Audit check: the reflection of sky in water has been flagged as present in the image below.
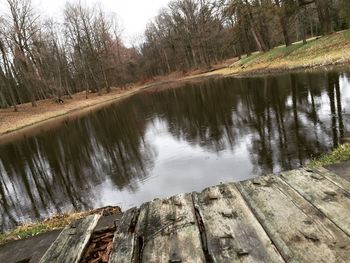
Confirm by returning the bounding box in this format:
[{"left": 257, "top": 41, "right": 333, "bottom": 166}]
[
  {"left": 92, "top": 72, "right": 350, "bottom": 210},
  {"left": 1, "top": 71, "right": 350, "bottom": 230},
  {"left": 93, "top": 117, "right": 252, "bottom": 209}
]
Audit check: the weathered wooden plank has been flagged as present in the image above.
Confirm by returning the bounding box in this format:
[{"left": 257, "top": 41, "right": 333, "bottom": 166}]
[
  {"left": 135, "top": 193, "right": 206, "bottom": 263},
  {"left": 281, "top": 168, "right": 350, "bottom": 236},
  {"left": 193, "top": 184, "right": 284, "bottom": 263},
  {"left": 109, "top": 207, "right": 139, "bottom": 263},
  {"left": 236, "top": 175, "right": 350, "bottom": 262},
  {"left": 312, "top": 167, "right": 350, "bottom": 193},
  {"left": 39, "top": 214, "right": 101, "bottom": 263}
]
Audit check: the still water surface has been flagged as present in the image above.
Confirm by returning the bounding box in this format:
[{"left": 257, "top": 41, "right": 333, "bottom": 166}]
[{"left": 1, "top": 71, "right": 350, "bottom": 231}]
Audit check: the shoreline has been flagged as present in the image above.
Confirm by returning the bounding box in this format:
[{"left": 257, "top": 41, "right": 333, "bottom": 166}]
[
  {"left": 1, "top": 30, "right": 350, "bottom": 143},
  {"left": 0, "top": 86, "right": 144, "bottom": 145},
  {"left": 0, "top": 72, "right": 222, "bottom": 145},
  {"left": 1, "top": 62, "right": 349, "bottom": 145}
]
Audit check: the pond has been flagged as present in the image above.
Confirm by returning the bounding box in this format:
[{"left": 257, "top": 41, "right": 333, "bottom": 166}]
[{"left": 0, "top": 70, "right": 349, "bottom": 231}]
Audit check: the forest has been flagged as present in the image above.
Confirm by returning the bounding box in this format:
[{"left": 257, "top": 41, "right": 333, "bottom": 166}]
[{"left": 0, "top": 0, "right": 350, "bottom": 109}]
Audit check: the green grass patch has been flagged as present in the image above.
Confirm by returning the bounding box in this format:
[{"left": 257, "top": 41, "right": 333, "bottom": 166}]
[
  {"left": 0, "top": 206, "right": 121, "bottom": 245},
  {"left": 234, "top": 37, "right": 318, "bottom": 67},
  {"left": 225, "top": 30, "right": 350, "bottom": 75},
  {"left": 233, "top": 52, "right": 262, "bottom": 66},
  {"left": 0, "top": 213, "right": 84, "bottom": 245},
  {"left": 262, "top": 42, "right": 304, "bottom": 58},
  {"left": 309, "top": 143, "right": 350, "bottom": 167}
]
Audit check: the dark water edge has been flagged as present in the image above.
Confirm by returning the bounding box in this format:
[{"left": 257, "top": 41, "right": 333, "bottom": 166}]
[{"left": 0, "top": 70, "right": 349, "bottom": 231}]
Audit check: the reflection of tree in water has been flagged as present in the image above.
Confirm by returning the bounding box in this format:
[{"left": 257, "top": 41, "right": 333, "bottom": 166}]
[
  {"left": 327, "top": 72, "right": 345, "bottom": 145},
  {"left": 0, "top": 101, "right": 154, "bottom": 231},
  {"left": 0, "top": 71, "right": 348, "bottom": 231},
  {"left": 88, "top": 104, "right": 155, "bottom": 191},
  {"left": 245, "top": 74, "right": 329, "bottom": 174},
  {"left": 147, "top": 81, "right": 244, "bottom": 152},
  {"left": 146, "top": 72, "right": 347, "bottom": 175}
]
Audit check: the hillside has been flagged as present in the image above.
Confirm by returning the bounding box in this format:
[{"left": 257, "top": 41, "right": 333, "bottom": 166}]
[{"left": 207, "top": 30, "right": 350, "bottom": 77}]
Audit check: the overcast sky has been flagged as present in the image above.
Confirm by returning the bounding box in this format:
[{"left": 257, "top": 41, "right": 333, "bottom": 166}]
[{"left": 30, "top": 0, "right": 170, "bottom": 46}]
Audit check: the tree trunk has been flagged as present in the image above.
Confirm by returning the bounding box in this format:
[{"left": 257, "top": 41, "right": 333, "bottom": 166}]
[
  {"left": 297, "top": 0, "right": 307, "bottom": 44},
  {"left": 243, "top": 0, "right": 269, "bottom": 52},
  {"left": 281, "top": 17, "right": 291, "bottom": 46},
  {"left": 274, "top": 0, "right": 291, "bottom": 47},
  {"left": 347, "top": 0, "right": 350, "bottom": 28},
  {"left": 250, "top": 25, "right": 269, "bottom": 52},
  {"left": 163, "top": 49, "right": 171, "bottom": 73},
  {"left": 315, "top": 0, "right": 332, "bottom": 35}
]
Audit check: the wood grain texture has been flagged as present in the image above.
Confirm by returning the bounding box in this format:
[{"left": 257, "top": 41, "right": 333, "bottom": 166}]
[
  {"left": 193, "top": 184, "right": 284, "bottom": 263},
  {"left": 313, "top": 167, "right": 350, "bottom": 193},
  {"left": 281, "top": 168, "right": 350, "bottom": 236},
  {"left": 135, "top": 193, "right": 206, "bottom": 263},
  {"left": 39, "top": 214, "right": 100, "bottom": 263},
  {"left": 237, "top": 175, "right": 350, "bottom": 263},
  {"left": 109, "top": 207, "right": 139, "bottom": 263},
  {"left": 38, "top": 168, "right": 350, "bottom": 262}
]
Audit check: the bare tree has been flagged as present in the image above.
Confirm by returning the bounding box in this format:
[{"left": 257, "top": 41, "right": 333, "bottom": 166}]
[{"left": 0, "top": 0, "right": 350, "bottom": 109}]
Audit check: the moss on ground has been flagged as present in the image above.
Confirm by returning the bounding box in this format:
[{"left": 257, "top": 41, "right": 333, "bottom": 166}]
[{"left": 309, "top": 143, "right": 350, "bottom": 167}]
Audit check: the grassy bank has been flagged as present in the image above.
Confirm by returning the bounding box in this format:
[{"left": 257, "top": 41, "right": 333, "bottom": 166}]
[
  {"left": 205, "top": 30, "right": 350, "bottom": 77},
  {"left": 309, "top": 143, "right": 350, "bottom": 167},
  {"left": 0, "top": 213, "right": 85, "bottom": 245},
  {"left": 0, "top": 206, "right": 121, "bottom": 246}
]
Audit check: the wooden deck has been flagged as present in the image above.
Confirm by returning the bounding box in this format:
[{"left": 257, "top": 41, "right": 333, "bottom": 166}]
[{"left": 38, "top": 167, "right": 350, "bottom": 262}]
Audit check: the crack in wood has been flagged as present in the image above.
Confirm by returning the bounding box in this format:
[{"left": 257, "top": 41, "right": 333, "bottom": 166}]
[
  {"left": 37, "top": 168, "right": 350, "bottom": 262},
  {"left": 192, "top": 194, "right": 214, "bottom": 263}
]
